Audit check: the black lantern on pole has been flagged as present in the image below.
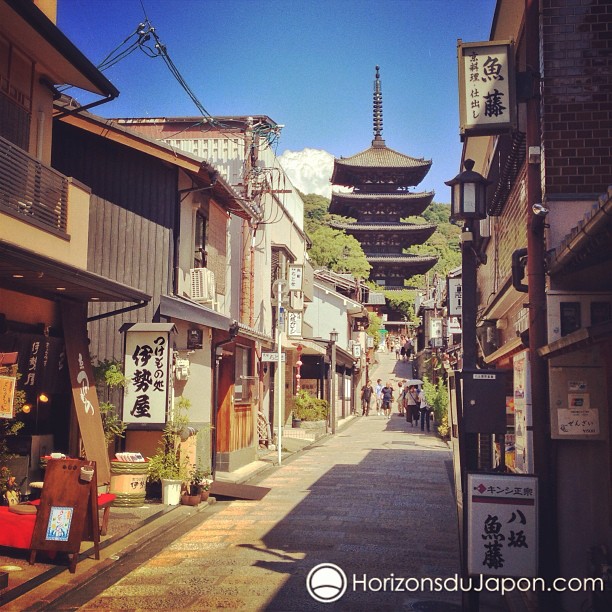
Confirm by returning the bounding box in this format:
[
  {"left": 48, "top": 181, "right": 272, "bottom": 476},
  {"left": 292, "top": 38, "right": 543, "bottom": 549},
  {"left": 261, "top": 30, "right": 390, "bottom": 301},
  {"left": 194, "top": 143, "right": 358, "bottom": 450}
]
[{"left": 444, "top": 159, "right": 490, "bottom": 221}]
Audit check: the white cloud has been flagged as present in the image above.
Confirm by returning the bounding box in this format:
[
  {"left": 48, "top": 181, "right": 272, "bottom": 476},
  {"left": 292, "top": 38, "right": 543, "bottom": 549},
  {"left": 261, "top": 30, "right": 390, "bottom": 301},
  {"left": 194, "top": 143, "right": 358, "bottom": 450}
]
[{"left": 278, "top": 148, "right": 335, "bottom": 198}]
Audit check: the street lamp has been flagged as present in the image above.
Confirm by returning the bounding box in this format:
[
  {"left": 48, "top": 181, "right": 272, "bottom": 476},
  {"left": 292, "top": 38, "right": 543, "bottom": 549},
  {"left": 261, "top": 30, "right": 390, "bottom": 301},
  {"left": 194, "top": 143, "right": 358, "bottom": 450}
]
[
  {"left": 445, "top": 159, "right": 490, "bottom": 369},
  {"left": 329, "top": 329, "right": 338, "bottom": 434},
  {"left": 445, "top": 158, "right": 489, "bottom": 222},
  {"left": 445, "top": 159, "right": 490, "bottom": 612}
]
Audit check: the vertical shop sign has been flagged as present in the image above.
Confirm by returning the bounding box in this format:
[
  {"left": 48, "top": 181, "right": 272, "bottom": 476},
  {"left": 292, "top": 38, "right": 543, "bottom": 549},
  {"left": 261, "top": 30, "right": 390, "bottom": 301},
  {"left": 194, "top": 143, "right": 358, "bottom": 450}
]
[
  {"left": 123, "top": 324, "right": 175, "bottom": 426},
  {"left": 287, "top": 311, "right": 303, "bottom": 338},
  {"left": 513, "top": 350, "right": 533, "bottom": 473},
  {"left": 0, "top": 376, "right": 16, "bottom": 418},
  {"left": 458, "top": 40, "right": 516, "bottom": 137},
  {"left": 468, "top": 473, "right": 538, "bottom": 577},
  {"left": 61, "top": 301, "right": 110, "bottom": 485}
]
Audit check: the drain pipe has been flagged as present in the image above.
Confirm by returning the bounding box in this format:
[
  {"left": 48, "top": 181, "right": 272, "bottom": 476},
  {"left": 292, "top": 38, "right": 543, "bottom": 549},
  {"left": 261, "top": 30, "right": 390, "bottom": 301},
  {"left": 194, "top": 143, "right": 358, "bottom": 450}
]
[{"left": 211, "top": 321, "right": 239, "bottom": 476}]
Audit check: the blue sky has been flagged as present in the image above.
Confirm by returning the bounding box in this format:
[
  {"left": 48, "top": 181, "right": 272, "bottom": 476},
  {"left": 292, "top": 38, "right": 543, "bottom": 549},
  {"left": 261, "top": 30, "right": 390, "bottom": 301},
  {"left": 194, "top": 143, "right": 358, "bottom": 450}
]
[{"left": 57, "top": 0, "right": 496, "bottom": 201}]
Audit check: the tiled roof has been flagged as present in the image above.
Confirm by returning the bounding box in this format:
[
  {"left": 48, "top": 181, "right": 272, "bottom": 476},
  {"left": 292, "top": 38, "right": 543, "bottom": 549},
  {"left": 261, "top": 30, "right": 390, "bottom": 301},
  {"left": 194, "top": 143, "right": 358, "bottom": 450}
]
[
  {"left": 330, "top": 191, "right": 434, "bottom": 201},
  {"left": 336, "top": 144, "right": 431, "bottom": 170},
  {"left": 330, "top": 222, "right": 437, "bottom": 233},
  {"left": 367, "top": 255, "right": 438, "bottom": 264},
  {"left": 366, "top": 292, "right": 387, "bottom": 305}
]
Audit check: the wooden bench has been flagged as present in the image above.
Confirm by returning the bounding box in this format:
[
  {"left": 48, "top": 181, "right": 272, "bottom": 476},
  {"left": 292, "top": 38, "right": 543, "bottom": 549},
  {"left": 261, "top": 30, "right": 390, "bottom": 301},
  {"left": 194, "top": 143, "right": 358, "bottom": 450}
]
[{"left": 0, "top": 493, "right": 116, "bottom": 550}]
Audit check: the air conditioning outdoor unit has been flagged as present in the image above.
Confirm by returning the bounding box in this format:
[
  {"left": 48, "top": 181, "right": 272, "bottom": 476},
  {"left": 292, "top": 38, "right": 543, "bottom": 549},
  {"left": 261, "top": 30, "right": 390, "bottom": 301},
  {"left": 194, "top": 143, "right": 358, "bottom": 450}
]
[{"left": 190, "top": 268, "right": 216, "bottom": 305}]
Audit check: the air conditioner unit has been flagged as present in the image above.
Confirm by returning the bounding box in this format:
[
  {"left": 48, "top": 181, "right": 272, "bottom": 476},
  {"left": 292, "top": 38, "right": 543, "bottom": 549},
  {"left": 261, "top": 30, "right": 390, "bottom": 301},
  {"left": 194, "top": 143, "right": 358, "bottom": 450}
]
[{"left": 190, "top": 268, "right": 216, "bottom": 304}]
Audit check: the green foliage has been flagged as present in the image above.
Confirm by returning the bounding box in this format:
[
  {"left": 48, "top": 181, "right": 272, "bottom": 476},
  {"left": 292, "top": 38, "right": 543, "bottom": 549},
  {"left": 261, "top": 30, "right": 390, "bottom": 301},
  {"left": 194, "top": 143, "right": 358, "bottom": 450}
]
[
  {"left": 302, "top": 192, "right": 331, "bottom": 234},
  {"left": 147, "top": 397, "right": 191, "bottom": 483},
  {"left": 422, "top": 377, "right": 450, "bottom": 439},
  {"left": 188, "top": 463, "right": 212, "bottom": 494},
  {"left": 404, "top": 203, "right": 462, "bottom": 285},
  {"left": 383, "top": 289, "right": 418, "bottom": 323},
  {"left": 292, "top": 390, "right": 328, "bottom": 421},
  {"left": 93, "top": 359, "right": 127, "bottom": 447},
  {"left": 366, "top": 312, "right": 382, "bottom": 349},
  {"left": 308, "top": 226, "right": 371, "bottom": 278}
]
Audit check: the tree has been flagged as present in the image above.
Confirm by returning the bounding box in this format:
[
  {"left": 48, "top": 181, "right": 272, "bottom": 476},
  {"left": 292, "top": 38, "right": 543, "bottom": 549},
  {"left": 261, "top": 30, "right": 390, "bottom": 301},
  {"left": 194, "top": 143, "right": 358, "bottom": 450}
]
[{"left": 308, "top": 226, "right": 371, "bottom": 278}]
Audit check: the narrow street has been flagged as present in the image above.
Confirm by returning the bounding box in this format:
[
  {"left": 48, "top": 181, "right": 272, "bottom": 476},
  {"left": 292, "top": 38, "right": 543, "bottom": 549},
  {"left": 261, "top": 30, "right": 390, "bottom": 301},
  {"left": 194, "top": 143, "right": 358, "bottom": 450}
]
[{"left": 55, "top": 351, "right": 467, "bottom": 611}]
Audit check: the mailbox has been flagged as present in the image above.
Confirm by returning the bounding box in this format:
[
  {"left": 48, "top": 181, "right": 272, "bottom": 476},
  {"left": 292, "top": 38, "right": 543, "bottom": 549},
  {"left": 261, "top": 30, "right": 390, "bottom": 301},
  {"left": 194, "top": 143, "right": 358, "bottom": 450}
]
[{"left": 461, "top": 369, "right": 507, "bottom": 434}]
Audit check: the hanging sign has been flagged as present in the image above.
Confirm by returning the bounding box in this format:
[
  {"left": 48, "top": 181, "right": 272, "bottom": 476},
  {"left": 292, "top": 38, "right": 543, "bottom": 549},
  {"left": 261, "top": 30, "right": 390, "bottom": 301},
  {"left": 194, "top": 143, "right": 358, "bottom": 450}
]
[
  {"left": 122, "top": 324, "right": 175, "bottom": 426},
  {"left": 458, "top": 40, "right": 516, "bottom": 137},
  {"left": 0, "top": 376, "right": 16, "bottom": 419},
  {"left": 288, "top": 264, "right": 304, "bottom": 291},
  {"left": 287, "top": 311, "right": 303, "bottom": 338},
  {"left": 513, "top": 350, "right": 533, "bottom": 474},
  {"left": 448, "top": 278, "right": 462, "bottom": 317},
  {"left": 468, "top": 473, "right": 538, "bottom": 577}
]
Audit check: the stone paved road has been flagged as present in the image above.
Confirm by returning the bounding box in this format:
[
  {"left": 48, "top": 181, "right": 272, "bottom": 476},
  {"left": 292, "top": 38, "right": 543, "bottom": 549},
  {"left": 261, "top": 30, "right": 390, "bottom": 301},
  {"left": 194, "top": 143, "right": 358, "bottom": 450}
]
[{"left": 77, "top": 351, "right": 465, "bottom": 611}]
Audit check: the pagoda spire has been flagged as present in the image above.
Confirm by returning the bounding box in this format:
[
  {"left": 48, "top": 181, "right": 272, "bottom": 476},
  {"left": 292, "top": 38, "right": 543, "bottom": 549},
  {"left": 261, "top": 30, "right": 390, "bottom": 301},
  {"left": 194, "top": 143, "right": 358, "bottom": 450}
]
[{"left": 372, "top": 65, "right": 384, "bottom": 146}]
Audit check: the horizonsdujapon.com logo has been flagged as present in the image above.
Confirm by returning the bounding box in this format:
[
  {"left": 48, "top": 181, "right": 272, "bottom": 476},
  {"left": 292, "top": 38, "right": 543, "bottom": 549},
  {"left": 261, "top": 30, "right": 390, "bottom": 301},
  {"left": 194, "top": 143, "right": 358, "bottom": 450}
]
[{"left": 306, "top": 563, "right": 348, "bottom": 603}]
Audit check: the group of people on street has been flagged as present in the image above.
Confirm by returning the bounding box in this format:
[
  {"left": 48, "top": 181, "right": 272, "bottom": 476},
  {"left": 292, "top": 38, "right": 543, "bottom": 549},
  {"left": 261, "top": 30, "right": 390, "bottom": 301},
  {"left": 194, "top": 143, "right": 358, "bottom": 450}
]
[{"left": 360, "top": 378, "right": 431, "bottom": 431}]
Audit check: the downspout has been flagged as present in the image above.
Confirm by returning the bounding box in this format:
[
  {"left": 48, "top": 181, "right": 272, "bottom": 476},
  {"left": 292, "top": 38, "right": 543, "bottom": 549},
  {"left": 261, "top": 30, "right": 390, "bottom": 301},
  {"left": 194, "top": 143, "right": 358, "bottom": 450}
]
[{"left": 525, "top": 0, "right": 558, "bottom": 606}]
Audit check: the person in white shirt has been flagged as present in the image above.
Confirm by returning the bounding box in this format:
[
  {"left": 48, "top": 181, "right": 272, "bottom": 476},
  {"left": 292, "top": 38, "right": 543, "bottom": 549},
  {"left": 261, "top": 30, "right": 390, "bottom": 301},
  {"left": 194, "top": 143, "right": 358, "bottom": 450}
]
[{"left": 374, "top": 379, "right": 383, "bottom": 416}]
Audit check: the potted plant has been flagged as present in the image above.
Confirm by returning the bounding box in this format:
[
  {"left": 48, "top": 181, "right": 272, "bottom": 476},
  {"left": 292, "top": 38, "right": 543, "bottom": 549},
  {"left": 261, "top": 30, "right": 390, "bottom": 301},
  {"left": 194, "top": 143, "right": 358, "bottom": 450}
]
[
  {"left": 292, "top": 390, "right": 328, "bottom": 429},
  {"left": 182, "top": 463, "right": 212, "bottom": 505},
  {"left": 147, "top": 397, "right": 191, "bottom": 505}
]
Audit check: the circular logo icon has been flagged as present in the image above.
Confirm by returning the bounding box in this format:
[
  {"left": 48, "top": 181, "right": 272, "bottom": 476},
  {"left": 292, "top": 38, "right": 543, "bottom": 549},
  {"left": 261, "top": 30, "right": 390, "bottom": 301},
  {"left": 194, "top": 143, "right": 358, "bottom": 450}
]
[{"left": 306, "top": 563, "right": 348, "bottom": 603}]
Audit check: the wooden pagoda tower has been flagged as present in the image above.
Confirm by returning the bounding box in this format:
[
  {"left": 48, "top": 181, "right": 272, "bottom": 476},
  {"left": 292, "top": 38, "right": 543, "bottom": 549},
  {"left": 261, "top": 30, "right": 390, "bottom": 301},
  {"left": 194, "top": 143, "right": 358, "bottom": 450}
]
[{"left": 329, "top": 66, "right": 437, "bottom": 289}]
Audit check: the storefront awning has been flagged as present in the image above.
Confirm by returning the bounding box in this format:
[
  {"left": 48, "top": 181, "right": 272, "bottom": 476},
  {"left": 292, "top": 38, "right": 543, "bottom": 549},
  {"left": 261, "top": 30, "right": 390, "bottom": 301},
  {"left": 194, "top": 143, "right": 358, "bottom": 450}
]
[
  {"left": 0, "top": 241, "right": 150, "bottom": 303},
  {"left": 159, "top": 294, "right": 231, "bottom": 331}
]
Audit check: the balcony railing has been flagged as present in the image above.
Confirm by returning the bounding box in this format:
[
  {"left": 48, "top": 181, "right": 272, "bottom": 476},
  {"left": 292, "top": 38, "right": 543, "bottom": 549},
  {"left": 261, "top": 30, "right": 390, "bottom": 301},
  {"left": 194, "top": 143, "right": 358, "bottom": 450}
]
[{"left": 0, "top": 134, "right": 69, "bottom": 236}]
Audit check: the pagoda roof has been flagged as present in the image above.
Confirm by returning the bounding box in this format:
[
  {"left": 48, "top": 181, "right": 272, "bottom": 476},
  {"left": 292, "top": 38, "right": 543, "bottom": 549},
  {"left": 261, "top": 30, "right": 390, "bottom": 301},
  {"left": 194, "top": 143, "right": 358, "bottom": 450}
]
[
  {"left": 329, "top": 190, "right": 434, "bottom": 217},
  {"left": 367, "top": 255, "right": 437, "bottom": 277},
  {"left": 367, "top": 254, "right": 438, "bottom": 265},
  {"left": 330, "top": 221, "right": 437, "bottom": 244},
  {"left": 331, "top": 141, "right": 432, "bottom": 187}
]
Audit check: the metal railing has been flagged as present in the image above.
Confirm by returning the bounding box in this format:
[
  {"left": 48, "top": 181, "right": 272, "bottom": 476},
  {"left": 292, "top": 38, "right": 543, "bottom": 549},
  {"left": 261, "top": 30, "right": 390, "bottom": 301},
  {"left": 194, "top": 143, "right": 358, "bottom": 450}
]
[{"left": 0, "top": 134, "right": 69, "bottom": 236}]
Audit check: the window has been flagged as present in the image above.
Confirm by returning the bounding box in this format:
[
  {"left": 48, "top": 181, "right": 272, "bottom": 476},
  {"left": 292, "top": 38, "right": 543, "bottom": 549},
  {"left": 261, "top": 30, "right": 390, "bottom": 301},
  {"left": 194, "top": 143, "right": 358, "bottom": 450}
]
[
  {"left": 234, "top": 345, "right": 257, "bottom": 402},
  {"left": 194, "top": 210, "right": 207, "bottom": 268}
]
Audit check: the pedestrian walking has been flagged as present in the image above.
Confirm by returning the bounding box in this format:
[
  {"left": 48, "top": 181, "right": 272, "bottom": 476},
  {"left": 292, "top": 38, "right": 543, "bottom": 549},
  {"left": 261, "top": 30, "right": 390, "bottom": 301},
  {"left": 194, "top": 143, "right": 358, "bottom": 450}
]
[
  {"left": 360, "top": 380, "right": 374, "bottom": 416},
  {"left": 381, "top": 381, "right": 394, "bottom": 419},
  {"left": 397, "top": 380, "right": 405, "bottom": 416},
  {"left": 405, "top": 384, "right": 420, "bottom": 426},
  {"left": 418, "top": 387, "right": 430, "bottom": 432},
  {"left": 375, "top": 379, "right": 383, "bottom": 416}
]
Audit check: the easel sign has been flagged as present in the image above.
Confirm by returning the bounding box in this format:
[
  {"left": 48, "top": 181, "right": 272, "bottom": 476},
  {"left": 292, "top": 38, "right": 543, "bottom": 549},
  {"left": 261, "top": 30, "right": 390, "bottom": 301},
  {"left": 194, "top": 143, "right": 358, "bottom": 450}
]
[{"left": 29, "top": 458, "right": 100, "bottom": 573}]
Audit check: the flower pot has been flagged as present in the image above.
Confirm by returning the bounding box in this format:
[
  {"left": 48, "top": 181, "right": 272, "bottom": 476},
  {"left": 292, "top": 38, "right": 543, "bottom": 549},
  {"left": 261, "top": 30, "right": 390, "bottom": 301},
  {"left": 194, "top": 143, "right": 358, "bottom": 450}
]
[
  {"left": 292, "top": 418, "right": 301, "bottom": 428},
  {"left": 161, "top": 478, "right": 183, "bottom": 506},
  {"left": 181, "top": 493, "right": 200, "bottom": 506},
  {"left": 200, "top": 489, "right": 210, "bottom": 502}
]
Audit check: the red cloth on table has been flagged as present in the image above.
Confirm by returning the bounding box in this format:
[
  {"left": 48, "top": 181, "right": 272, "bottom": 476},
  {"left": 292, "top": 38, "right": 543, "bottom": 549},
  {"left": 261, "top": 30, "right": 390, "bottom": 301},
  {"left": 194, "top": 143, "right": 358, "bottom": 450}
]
[{"left": 0, "top": 505, "right": 37, "bottom": 549}]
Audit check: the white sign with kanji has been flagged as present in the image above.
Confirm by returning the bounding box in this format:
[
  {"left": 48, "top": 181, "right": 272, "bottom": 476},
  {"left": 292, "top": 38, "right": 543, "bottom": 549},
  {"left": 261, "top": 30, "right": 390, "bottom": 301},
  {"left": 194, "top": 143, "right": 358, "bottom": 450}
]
[
  {"left": 288, "top": 264, "right": 303, "bottom": 291},
  {"left": 286, "top": 311, "right": 302, "bottom": 338},
  {"left": 123, "top": 330, "right": 170, "bottom": 425},
  {"left": 467, "top": 474, "right": 538, "bottom": 577},
  {"left": 458, "top": 40, "right": 516, "bottom": 136}
]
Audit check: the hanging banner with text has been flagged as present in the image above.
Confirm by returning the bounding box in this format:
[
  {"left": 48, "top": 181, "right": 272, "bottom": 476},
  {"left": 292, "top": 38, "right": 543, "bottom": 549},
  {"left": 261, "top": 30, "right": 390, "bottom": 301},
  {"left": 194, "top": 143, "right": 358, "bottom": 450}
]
[
  {"left": 467, "top": 473, "right": 538, "bottom": 577},
  {"left": 458, "top": 40, "right": 516, "bottom": 137}
]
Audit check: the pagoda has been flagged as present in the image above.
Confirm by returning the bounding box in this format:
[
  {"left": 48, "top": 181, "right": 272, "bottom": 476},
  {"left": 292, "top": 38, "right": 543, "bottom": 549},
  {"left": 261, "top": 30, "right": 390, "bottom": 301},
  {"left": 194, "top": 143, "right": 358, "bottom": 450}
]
[{"left": 329, "top": 66, "right": 437, "bottom": 289}]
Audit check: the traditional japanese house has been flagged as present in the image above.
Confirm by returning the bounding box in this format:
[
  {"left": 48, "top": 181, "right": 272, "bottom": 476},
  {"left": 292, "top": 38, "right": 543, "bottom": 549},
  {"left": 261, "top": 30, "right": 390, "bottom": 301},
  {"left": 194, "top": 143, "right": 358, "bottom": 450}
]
[
  {"left": 0, "top": 0, "right": 148, "bottom": 488},
  {"left": 112, "top": 115, "right": 314, "bottom": 468},
  {"left": 456, "top": 1, "right": 612, "bottom": 609},
  {"left": 329, "top": 66, "right": 438, "bottom": 290},
  {"left": 51, "top": 105, "right": 265, "bottom": 475}
]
